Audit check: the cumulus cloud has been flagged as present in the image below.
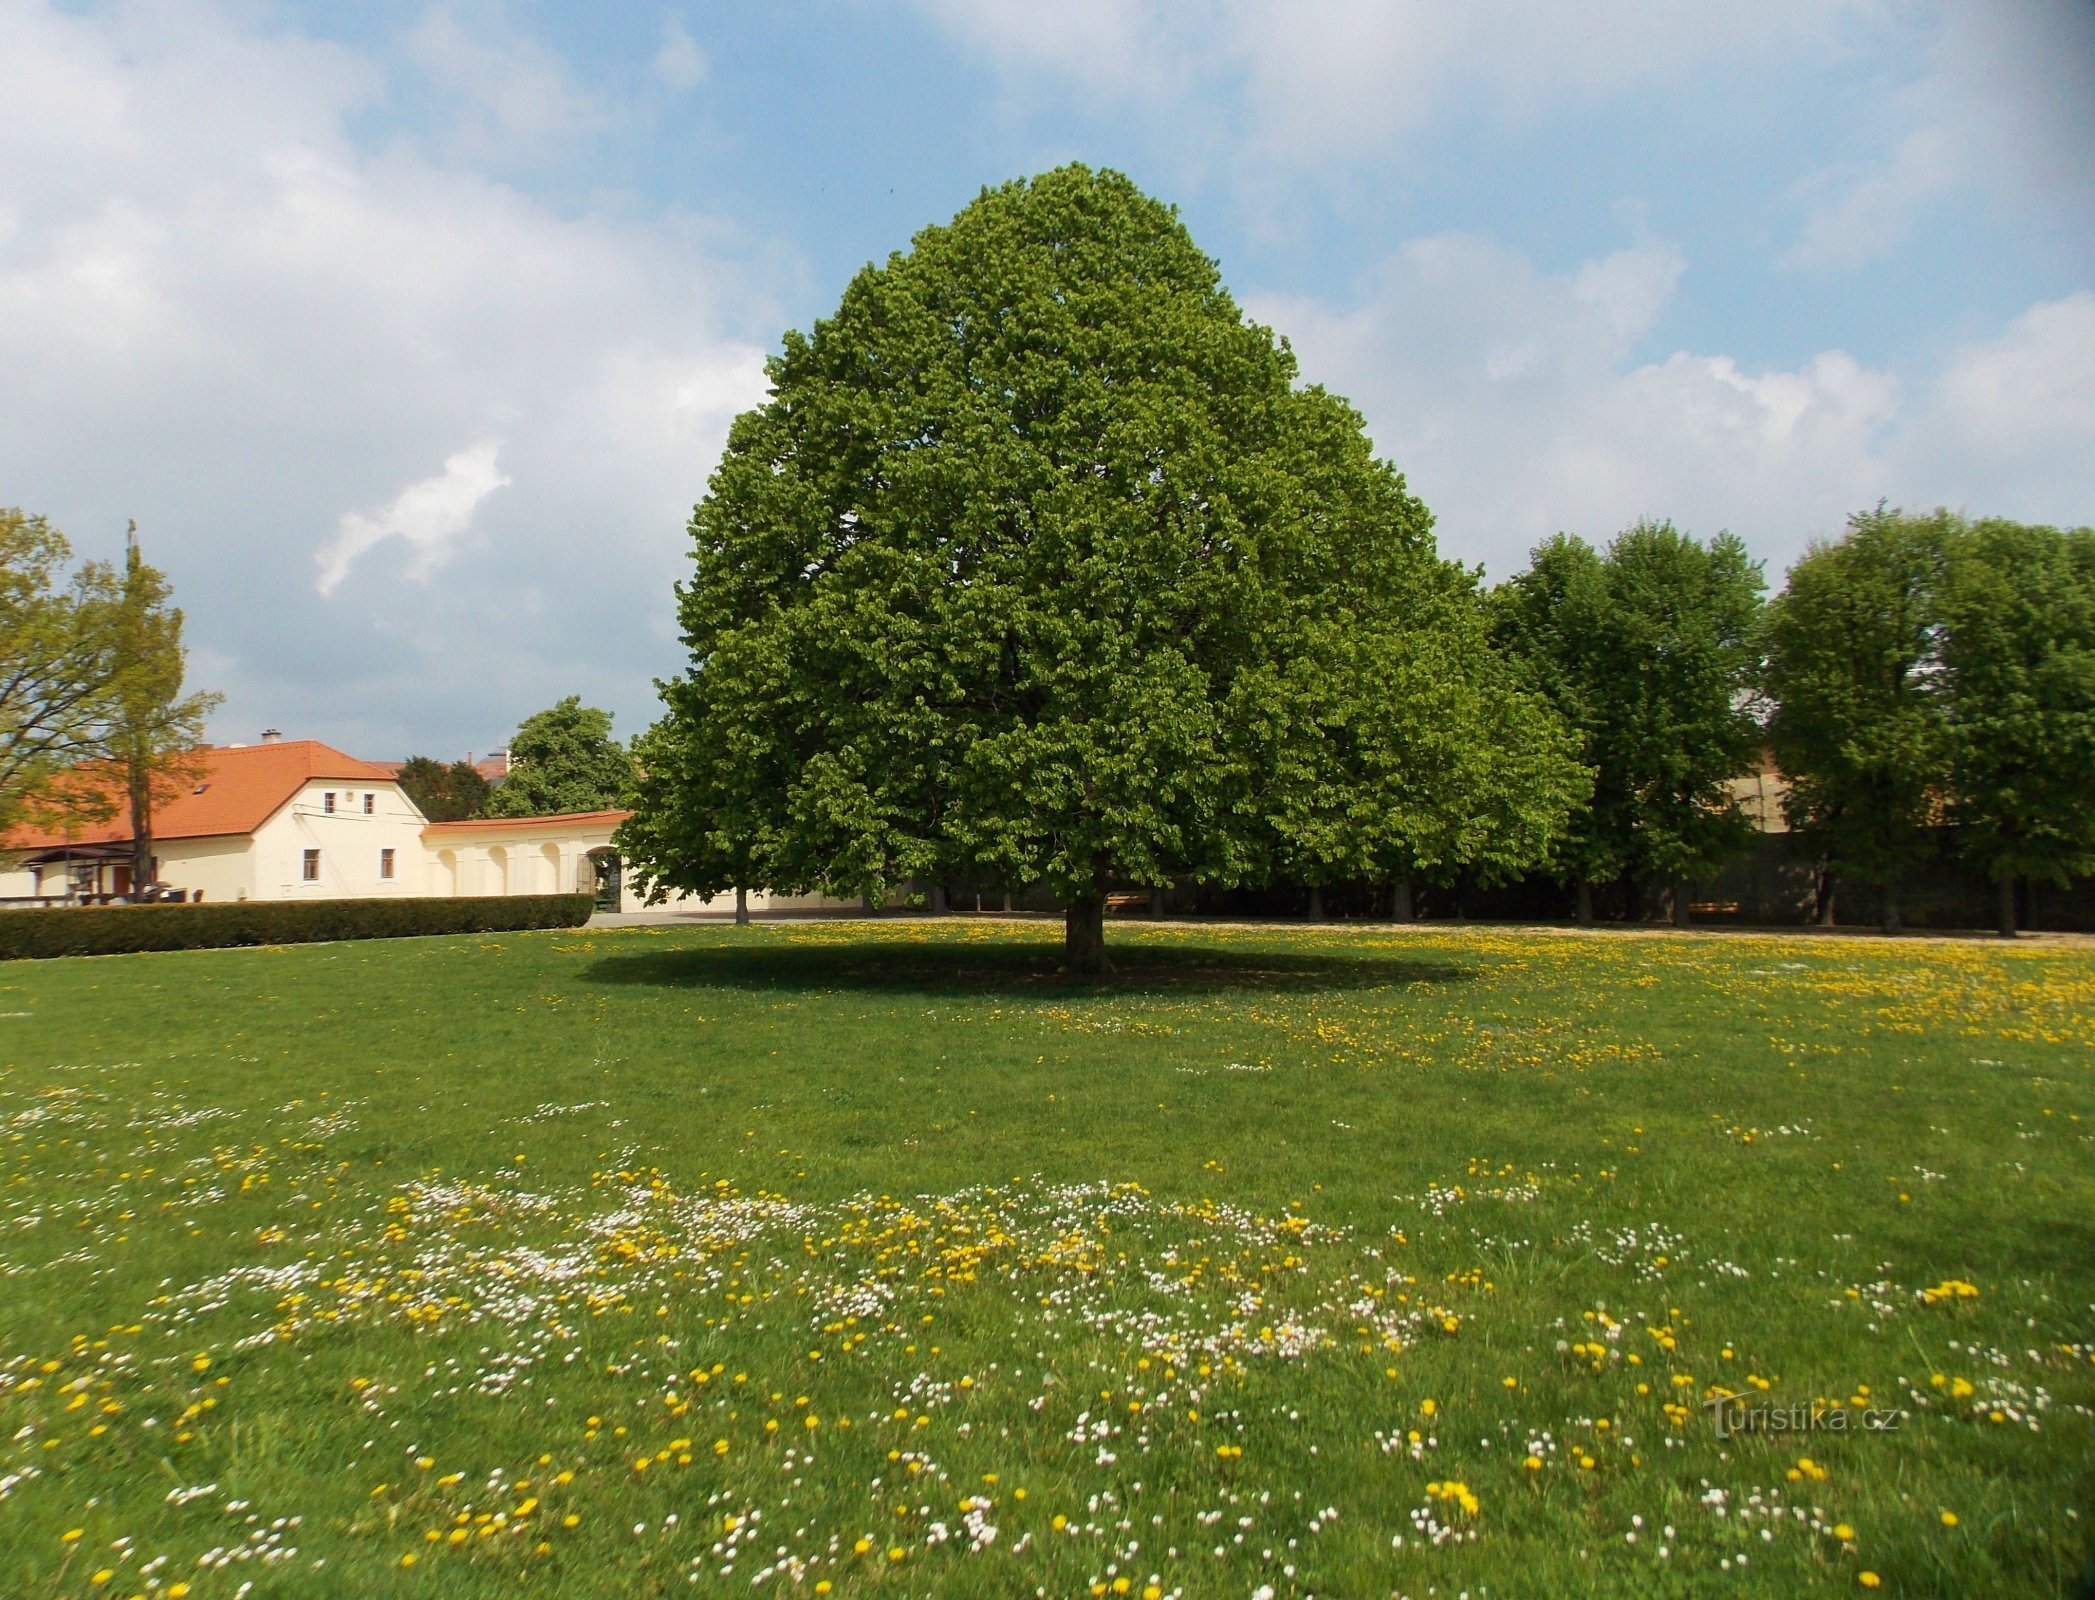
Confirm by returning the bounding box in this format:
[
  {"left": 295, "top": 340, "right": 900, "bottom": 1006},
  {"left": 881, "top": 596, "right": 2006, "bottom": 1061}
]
[
  {"left": 0, "top": 0, "right": 772, "bottom": 757},
  {"left": 317, "top": 440, "right": 511, "bottom": 595},
  {"left": 1253, "top": 238, "right": 2091, "bottom": 582}
]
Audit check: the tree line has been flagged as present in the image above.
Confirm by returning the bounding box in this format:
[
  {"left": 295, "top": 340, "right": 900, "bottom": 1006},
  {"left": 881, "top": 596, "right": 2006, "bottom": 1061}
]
[
  {"left": 395, "top": 696, "right": 636, "bottom": 821},
  {"left": 1489, "top": 508, "right": 2095, "bottom": 937},
  {"left": 620, "top": 167, "right": 2093, "bottom": 963}
]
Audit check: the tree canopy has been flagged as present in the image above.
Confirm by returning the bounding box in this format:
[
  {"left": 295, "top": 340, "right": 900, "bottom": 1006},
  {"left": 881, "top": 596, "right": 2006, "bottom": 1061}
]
[
  {"left": 1, "top": 509, "right": 122, "bottom": 834},
  {"left": 3, "top": 512, "right": 218, "bottom": 870},
  {"left": 395, "top": 756, "right": 492, "bottom": 823},
  {"left": 1491, "top": 521, "right": 1764, "bottom": 922},
  {"left": 488, "top": 697, "right": 635, "bottom": 819},
  {"left": 1937, "top": 518, "right": 2095, "bottom": 933},
  {"left": 1762, "top": 507, "right": 1952, "bottom": 930},
  {"left": 623, "top": 165, "right": 1582, "bottom": 968}
]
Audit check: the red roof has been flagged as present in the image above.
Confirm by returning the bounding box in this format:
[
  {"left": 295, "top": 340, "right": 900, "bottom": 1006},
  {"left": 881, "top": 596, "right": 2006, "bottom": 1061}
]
[
  {"left": 4, "top": 741, "right": 398, "bottom": 850},
  {"left": 420, "top": 809, "right": 630, "bottom": 837}
]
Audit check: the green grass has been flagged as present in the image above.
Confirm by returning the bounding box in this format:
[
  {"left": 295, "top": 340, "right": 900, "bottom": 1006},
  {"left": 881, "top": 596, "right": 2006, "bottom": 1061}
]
[{"left": 2, "top": 918, "right": 2091, "bottom": 1599}]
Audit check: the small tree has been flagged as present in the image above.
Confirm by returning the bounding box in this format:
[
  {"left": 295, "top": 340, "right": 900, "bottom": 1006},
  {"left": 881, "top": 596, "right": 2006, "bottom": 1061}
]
[
  {"left": 488, "top": 697, "right": 636, "bottom": 818},
  {"left": 625, "top": 167, "right": 1582, "bottom": 969},
  {"left": 1494, "top": 521, "right": 1765, "bottom": 925},
  {"left": 396, "top": 756, "right": 492, "bottom": 822},
  {"left": 1763, "top": 507, "right": 1953, "bottom": 932},
  {"left": 1938, "top": 519, "right": 2095, "bottom": 936},
  {"left": 103, "top": 526, "right": 221, "bottom": 889}
]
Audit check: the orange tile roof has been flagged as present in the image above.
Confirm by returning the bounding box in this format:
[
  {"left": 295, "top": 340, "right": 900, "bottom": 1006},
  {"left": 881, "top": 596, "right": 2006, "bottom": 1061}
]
[
  {"left": 420, "top": 809, "right": 630, "bottom": 837},
  {"left": 4, "top": 741, "right": 399, "bottom": 850}
]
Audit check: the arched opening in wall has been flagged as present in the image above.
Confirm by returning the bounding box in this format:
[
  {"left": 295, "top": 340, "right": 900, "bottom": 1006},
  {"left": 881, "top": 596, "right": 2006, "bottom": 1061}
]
[
  {"left": 488, "top": 846, "right": 509, "bottom": 897},
  {"left": 538, "top": 842, "right": 562, "bottom": 893},
  {"left": 436, "top": 849, "right": 459, "bottom": 897},
  {"left": 586, "top": 848, "right": 621, "bottom": 913}
]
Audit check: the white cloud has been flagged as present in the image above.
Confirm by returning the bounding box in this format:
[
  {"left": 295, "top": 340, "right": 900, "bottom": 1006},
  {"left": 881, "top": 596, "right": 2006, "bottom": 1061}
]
[
  {"left": 916, "top": 0, "right": 1859, "bottom": 164},
  {"left": 1253, "top": 238, "right": 2091, "bottom": 581},
  {"left": 1785, "top": 3, "right": 2095, "bottom": 270},
  {"left": 652, "top": 14, "right": 709, "bottom": 92},
  {"left": 0, "top": 0, "right": 774, "bottom": 757},
  {"left": 1892, "top": 292, "right": 2095, "bottom": 523},
  {"left": 317, "top": 440, "right": 511, "bottom": 595},
  {"left": 404, "top": 5, "right": 610, "bottom": 160}
]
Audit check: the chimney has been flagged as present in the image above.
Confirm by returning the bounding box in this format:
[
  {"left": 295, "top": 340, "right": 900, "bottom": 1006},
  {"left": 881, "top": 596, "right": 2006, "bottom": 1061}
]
[{"left": 260, "top": 728, "right": 282, "bottom": 744}]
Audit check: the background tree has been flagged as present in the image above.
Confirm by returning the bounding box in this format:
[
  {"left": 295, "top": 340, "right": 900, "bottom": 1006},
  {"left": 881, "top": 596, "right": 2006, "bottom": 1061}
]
[
  {"left": 1493, "top": 521, "right": 1765, "bottom": 925},
  {"left": 0, "top": 508, "right": 123, "bottom": 833},
  {"left": 624, "top": 166, "right": 1581, "bottom": 970},
  {"left": 489, "top": 697, "right": 636, "bottom": 818},
  {"left": 1248, "top": 529, "right": 1588, "bottom": 921},
  {"left": 1762, "top": 506, "right": 1952, "bottom": 932},
  {"left": 395, "top": 756, "right": 492, "bottom": 822},
  {"left": 1937, "top": 518, "right": 2095, "bottom": 936},
  {"left": 101, "top": 526, "right": 221, "bottom": 889}
]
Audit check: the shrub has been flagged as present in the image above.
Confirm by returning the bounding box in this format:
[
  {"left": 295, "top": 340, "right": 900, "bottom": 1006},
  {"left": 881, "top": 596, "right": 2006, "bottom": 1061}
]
[{"left": 0, "top": 894, "right": 594, "bottom": 960}]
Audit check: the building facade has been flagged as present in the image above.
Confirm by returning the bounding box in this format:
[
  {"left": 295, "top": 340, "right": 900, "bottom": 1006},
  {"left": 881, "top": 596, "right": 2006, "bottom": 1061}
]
[{"left": 1, "top": 739, "right": 845, "bottom": 916}]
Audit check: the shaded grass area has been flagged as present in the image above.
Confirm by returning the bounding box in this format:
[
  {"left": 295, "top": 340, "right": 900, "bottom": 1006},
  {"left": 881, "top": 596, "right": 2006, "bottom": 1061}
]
[{"left": 0, "top": 918, "right": 2091, "bottom": 1598}]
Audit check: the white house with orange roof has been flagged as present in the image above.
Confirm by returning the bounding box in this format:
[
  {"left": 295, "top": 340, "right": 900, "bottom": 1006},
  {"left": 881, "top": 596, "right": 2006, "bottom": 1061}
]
[
  {"left": 1, "top": 738, "right": 427, "bottom": 903},
  {"left": 1, "top": 736, "right": 849, "bottom": 915}
]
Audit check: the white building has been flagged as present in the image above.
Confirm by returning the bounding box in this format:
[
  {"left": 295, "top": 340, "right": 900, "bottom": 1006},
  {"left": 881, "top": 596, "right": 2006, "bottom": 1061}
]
[{"left": 0, "top": 738, "right": 843, "bottom": 915}]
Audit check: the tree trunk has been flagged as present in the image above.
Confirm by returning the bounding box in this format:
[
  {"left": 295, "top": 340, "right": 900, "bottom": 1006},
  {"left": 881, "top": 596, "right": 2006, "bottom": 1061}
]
[
  {"left": 1306, "top": 884, "right": 1324, "bottom": 921},
  {"left": 127, "top": 757, "right": 153, "bottom": 898},
  {"left": 1002, "top": 891, "right": 1014, "bottom": 914},
  {"left": 1880, "top": 878, "right": 1901, "bottom": 935},
  {"left": 1997, "top": 874, "right": 2016, "bottom": 939},
  {"left": 1391, "top": 879, "right": 1414, "bottom": 922},
  {"left": 1672, "top": 878, "right": 1692, "bottom": 929},
  {"left": 1574, "top": 880, "right": 1593, "bottom": 927},
  {"left": 1065, "top": 896, "right": 1107, "bottom": 974},
  {"left": 734, "top": 885, "right": 748, "bottom": 926},
  {"left": 1148, "top": 885, "right": 1164, "bottom": 918},
  {"left": 1817, "top": 869, "right": 1836, "bottom": 928},
  {"left": 929, "top": 883, "right": 947, "bottom": 915}
]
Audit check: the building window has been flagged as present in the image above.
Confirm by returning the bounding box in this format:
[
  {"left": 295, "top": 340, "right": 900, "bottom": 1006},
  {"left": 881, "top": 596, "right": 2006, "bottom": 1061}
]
[
  {"left": 379, "top": 847, "right": 395, "bottom": 879},
  {"left": 302, "top": 849, "right": 321, "bottom": 882},
  {"left": 323, "top": 791, "right": 336, "bottom": 814},
  {"left": 363, "top": 792, "right": 375, "bottom": 815}
]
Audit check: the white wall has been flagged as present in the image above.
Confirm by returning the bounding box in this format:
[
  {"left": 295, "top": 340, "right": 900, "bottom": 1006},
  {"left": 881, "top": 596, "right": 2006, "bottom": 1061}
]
[{"left": 247, "top": 780, "right": 429, "bottom": 901}]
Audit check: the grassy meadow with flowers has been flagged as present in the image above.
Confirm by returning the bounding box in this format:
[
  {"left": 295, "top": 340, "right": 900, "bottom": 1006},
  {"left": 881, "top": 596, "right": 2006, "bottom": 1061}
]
[{"left": 2, "top": 918, "right": 2092, "bottom": 1599}]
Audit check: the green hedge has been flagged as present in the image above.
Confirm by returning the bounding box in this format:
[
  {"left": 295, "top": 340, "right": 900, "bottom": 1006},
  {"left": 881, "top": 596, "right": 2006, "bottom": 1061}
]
[{"left": 0, "top": 894, "right": 595, "bottom": 960}]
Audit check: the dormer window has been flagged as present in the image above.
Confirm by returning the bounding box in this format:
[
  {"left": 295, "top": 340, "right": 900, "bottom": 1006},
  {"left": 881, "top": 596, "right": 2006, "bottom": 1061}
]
[{"left": 192, "top": 782, "right": 209, "bottom": 795}]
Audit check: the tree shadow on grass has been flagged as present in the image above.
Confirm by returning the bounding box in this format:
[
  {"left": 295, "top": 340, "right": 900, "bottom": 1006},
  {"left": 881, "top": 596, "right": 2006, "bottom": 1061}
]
[{"left": 577, "top": 937, "right": 1477, "bottom": 998}]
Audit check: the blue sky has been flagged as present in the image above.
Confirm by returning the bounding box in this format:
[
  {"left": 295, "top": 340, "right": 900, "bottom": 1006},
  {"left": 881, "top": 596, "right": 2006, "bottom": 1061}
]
[{"left": 3, "top": 1, "right": 2092, "bottom": 758}]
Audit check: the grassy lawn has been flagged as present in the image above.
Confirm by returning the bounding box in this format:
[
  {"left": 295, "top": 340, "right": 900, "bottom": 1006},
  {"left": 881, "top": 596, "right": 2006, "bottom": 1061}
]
[{"left": 2, "top": 919, "right": 2091, "bottom": 1599}]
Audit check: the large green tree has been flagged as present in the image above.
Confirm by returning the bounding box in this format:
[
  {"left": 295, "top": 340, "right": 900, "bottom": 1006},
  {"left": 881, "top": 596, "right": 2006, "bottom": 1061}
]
[
  {"left": 1762, "top": 507, "right": 1953, "bottom": 932},
  {"left": 1492, "top": 521, "right": 1765, "bottom": 925},
  {"left": 1937, "top": 518, "right": 2095, "bottom": 936},
  {"left": 489, "top": 697, "right": 636, "bottom": 819},
  {"left": 623, "top": 166, "right": 1582, "bottom": 969}
]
